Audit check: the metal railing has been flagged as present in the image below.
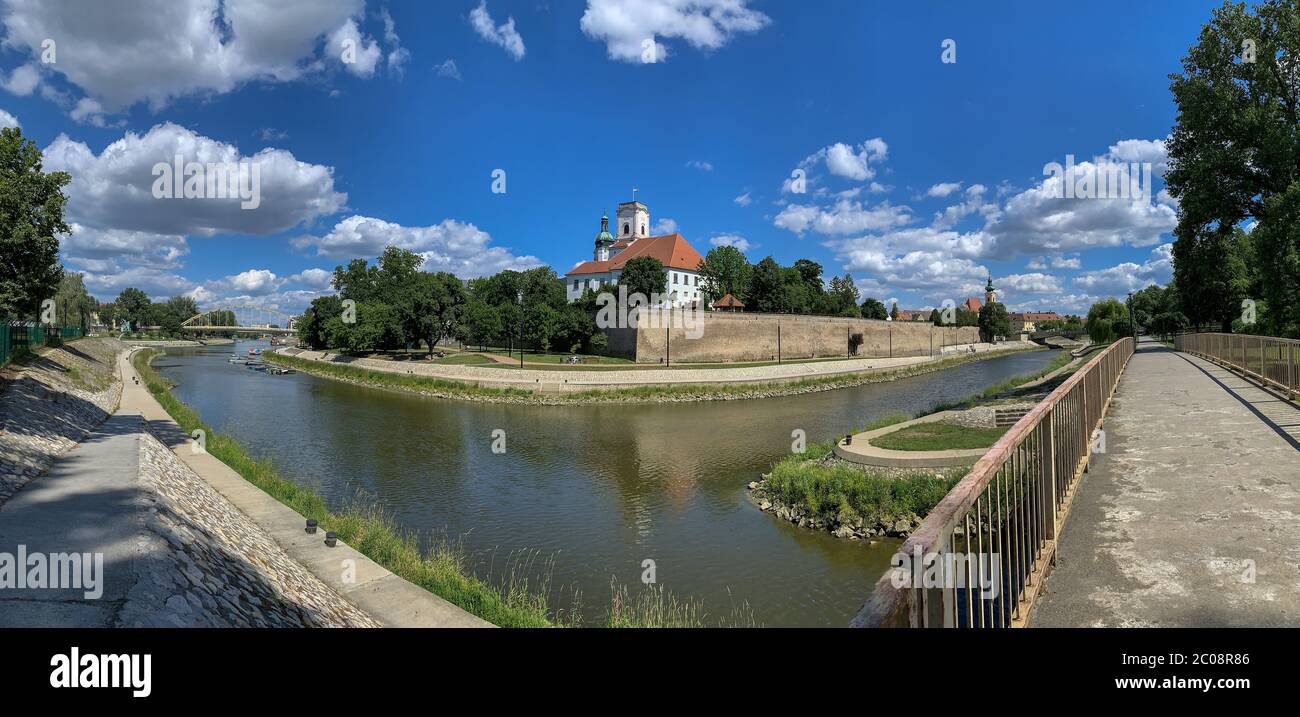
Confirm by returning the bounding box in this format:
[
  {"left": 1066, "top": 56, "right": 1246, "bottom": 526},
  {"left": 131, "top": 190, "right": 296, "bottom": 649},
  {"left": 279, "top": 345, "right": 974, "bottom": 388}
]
[
  {"left": 0, "top": 323, "right": 86, "bottom": 365},
  {"left": 852, "top": 337, "right": 1135, "bottom": 628},
  {"left": 1175, "top": 332, "right": 1299, "bottom": 397}
]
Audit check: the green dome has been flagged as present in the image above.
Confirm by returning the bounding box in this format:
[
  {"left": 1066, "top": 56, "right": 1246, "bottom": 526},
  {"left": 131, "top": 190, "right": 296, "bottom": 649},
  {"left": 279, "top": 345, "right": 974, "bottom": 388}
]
[{"left": 594, "top": 212, "right": 614, "bottom": 245}]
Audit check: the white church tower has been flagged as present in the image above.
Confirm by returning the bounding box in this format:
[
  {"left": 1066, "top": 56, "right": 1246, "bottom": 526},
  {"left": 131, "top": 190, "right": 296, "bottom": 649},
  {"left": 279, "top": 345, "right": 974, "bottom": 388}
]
[{"left": 615, "top": 200, "right": 650, "bottom": 241}]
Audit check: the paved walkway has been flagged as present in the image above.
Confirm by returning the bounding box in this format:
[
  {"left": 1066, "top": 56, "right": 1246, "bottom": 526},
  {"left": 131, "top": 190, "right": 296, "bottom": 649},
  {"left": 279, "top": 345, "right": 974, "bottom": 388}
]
[
  {"left": 0, "top": 413, "right": 144, "bottom": 626},
  {"left": 1032, "top": 342, "right": 1300, "bottom": 627},
  {"left": 283, "top": 341, "right": 1030, "bottom": 393}
]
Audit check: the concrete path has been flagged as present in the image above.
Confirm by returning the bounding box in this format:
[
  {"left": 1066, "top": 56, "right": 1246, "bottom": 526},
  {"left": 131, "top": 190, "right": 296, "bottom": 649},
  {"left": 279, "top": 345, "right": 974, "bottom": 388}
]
[
  {"left": 0, "top": 413, "right": 144, "bottom": 626},
  {"left": 1032, "top": 342, "right": 1300, "bottom": 627}
]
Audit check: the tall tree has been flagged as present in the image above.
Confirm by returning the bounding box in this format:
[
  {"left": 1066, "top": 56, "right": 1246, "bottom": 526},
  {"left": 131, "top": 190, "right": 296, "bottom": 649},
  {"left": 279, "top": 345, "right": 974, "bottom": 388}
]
[
  {"left": 0, "top": 127, "right": 69, "bottom": 321},
  {"left": 115, "top": 288, "right": 151, "bottom": 331},
  {"left": 620, "top": 256, "right": 668, "bottom": 301},
  {"left": 696, "top": 245, "right": 751, "bottom": 304},
  {"left": 53, "top": 272, "right": 94, "bottom": 330},
  {"left": 746, "top": 257, "right": 787, "bottom": 313},
  {"left": 1166, "top": 0, "right": 1300, "bottom": 334},
  {"left": 861, "top": 297, "right": 888, "bottom": 320}
]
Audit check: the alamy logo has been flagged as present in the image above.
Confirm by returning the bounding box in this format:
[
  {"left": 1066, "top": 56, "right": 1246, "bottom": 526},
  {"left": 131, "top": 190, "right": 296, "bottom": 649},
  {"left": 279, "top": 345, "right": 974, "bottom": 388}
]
[
  {"left": 152, "top": 153, "right": 261, "bottom": 209},
  {"left": 50, "top": 647, "right": 151, "bottom": 698},
  {"left": 0, "top": 545, "right": 103, "bottom": 599},
  {"left": 1042, "top": 154, "right": 1152, "bottom": 203}
]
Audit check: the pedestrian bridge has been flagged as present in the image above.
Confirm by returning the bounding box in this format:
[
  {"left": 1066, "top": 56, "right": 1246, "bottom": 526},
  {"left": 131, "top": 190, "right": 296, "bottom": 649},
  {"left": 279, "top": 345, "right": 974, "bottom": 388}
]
[
  {"left": 180, "top": 305, "right": 295, "bottom": 335},
  {"left": 853, "top": 333, "right": 1300, "bottom": 628}
]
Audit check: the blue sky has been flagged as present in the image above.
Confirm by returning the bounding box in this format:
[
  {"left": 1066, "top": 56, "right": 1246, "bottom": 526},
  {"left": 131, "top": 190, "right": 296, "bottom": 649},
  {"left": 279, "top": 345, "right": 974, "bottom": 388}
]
[{"left": 0, "top": 0, "right": 1222, "bottom": 314}]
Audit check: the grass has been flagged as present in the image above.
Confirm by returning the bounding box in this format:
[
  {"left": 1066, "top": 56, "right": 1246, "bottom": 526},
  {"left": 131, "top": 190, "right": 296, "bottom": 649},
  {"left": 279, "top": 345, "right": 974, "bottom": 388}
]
[
  {"left": 926, "top": 349, "right": 1076, "bottom": 413},
  {"left": 764, "top": 442, "right": 962, "bottom": 528},
  {"left": 870, "top": 422, "right": 1010, "bottom": 452},
  {"left": 134, "top": 347, "right": 752, "bottom": 627}
]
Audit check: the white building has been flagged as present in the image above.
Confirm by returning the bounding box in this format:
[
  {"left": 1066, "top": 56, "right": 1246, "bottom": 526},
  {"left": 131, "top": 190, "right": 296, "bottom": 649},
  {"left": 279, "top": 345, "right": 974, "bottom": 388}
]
[{"left": 565, "top": 200, "right": 706, "bottom": 308}]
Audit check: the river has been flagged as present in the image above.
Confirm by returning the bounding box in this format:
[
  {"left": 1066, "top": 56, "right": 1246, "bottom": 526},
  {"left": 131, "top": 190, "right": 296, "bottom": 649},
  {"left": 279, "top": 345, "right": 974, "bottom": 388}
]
[{"left": 154, "top": 341, "right": 1059, "bottom": 626}]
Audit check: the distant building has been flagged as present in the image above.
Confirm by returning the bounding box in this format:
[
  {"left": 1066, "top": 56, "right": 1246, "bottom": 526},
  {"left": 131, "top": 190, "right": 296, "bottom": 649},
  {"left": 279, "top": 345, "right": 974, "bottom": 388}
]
[
  {"left": 712, "top": 294, "right": 745, "bottom": 312},
  {"left": 565, "top": 200, "right": 706, "bottom": 308},
  {"left": 1009, "top": 311, "right": 1062, "bottom": 333}
]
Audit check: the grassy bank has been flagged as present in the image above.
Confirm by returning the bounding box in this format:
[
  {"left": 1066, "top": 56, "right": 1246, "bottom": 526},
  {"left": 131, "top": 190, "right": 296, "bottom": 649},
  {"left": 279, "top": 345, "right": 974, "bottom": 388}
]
[
  {"left": 763, "top": 439, "right": 962, "bottom": 531},
  {"left": 756, "top": 352, "right": 1070, "bottom": 534},
  {"left": 267, "top": 346, "right": 1041, "bottom": 405},
  {"left": 871, "top": 422, "right": 1009, "bottom": 451},
  {"left": 134, "top": 348, "right": 752, "bottom": 627}
]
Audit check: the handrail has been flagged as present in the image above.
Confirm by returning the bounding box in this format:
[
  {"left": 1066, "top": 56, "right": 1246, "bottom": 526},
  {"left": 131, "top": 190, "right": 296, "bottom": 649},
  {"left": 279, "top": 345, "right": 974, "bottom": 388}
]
[
  {"left": 851, "top": 337, "right": 1135, "bottom": 628},
  {"left": 1174, "top": 332, "right": 1299, "bottom": 398}
]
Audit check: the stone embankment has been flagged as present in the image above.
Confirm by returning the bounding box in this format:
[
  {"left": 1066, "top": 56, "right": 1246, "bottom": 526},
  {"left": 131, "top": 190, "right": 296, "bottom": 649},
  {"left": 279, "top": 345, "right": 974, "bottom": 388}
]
[
  {"left": 124, "top": 432, "right": 378, "bottom": 627},
  {"left": 0, "top": 337, "right": 380, "bottom": 627},
  {"left": 0, "top": 338, "right": 123, "bottom": 505},
  {"left": 274, "top": 341, "right": 1036, "bottom": 405}
]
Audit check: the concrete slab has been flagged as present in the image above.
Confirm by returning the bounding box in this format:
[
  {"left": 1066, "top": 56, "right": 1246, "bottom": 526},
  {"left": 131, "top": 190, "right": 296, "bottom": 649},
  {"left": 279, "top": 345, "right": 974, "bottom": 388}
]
[{"left": 1031, "top": 343, "right": 1300, "bottom": 627}]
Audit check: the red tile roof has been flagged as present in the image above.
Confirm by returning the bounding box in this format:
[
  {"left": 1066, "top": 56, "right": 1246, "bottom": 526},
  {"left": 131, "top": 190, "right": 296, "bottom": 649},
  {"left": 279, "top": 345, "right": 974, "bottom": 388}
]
[
  {"left": 712, "top": 293, "right": 745, "bottom": 309},
  {"left": 566, "top": 234, "right": 705, "bottom": 276},
  {"left": 961, "top": 297, "right": 982, "bottom": 313}
]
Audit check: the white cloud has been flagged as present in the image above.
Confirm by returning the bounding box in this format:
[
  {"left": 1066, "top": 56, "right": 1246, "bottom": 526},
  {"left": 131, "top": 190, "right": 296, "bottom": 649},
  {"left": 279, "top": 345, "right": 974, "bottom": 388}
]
[
  {"left": 435, "top": 59, "right": 462, "bottom": 81},
  {"left": 287, "top": 268, "right": 335, "bottom": 289},
  {"left": 997, "top": 272, "right": 1062, "bottom": 295},
  {"left": 326, "top": 18, "right": 382, "bottom": 78},
  {"left": 295, "top": 215, "right": 541, "bottom": 277},
  {"left": 651, "top": 217, "right": 679, "bottom": 235},
  {"left": 1026, "top": 255, "right": 1081, "bottom": 271},
  {"left": 685, "top": 159, "right": 713, "bottom": 172},
  {"left": 775, "top": 199, "right": 912, "bottom": 236},
  {"left": 0, "top": 0, "right": 402, "bottom": 116},
  {"left": 42, "top": 122, "right": 346, "bottom": 237},
  {"left": 1, "top": 63, "right": 40, "bottom": 95},
  {"left": 925, "top": 182, "right": 962, "bottom": 198},
  {"left": 469, "top": 1, "right": 526, "bottom": 60},
  {"left": 580, "top": 0, "right": 770, "bottom": 63},
  {"left": 379, "top": 7, "right": 410, "bottom": 77},
  {"left": 1072, "top": 243, "right": 1172, "bottom": 296},
  {"left": 0, "top": 108, "right": 18, "bottom": 128},
  {"left": 733, "top": 191, "right": 752, "bottom": 207},
  {"left": 709, "top": 234, "right": 752, "bottom": 252}
]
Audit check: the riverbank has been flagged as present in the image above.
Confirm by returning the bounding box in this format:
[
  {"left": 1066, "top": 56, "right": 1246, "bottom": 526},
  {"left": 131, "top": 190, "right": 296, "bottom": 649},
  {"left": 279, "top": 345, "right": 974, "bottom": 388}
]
[
  {"left": 0, "top": 337, "right": 123, "bottom": 506},
  {"left": 752, "top": 350, "right": 1077, "bottom": 541},
  {"left": 134, "top": 348, "right": 757, "bottom": 627},
  {"left": 267, "top": 342, "right": 1041, "bottom": 405}
]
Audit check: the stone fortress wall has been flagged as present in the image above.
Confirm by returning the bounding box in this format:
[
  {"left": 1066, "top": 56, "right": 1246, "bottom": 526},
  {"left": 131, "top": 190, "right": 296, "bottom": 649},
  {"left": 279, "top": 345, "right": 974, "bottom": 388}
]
[{"left": 605, "top": 309, "right": 982, "bottom": 363}]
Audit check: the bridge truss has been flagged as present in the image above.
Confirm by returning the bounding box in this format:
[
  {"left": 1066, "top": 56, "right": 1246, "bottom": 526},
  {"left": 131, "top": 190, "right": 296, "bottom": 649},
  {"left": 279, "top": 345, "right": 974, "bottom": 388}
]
[{"left": 180, "top": 305, "right": 297, "bottom": 335}]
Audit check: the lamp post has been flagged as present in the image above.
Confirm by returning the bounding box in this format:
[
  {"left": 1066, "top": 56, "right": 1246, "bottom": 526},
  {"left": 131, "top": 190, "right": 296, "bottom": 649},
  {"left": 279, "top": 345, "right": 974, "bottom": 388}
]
[
  {"left": 517, "top": 290, "right": 525, "bottom": 369},
  {"left": 1127, "top": 291, "right": 1135, "bottom": 342}
]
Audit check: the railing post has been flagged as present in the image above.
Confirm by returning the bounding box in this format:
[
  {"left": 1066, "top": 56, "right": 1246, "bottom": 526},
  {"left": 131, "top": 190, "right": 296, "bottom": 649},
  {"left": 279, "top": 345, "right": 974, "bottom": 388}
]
[{"left": 1039, "top": 413, "right": 1056, "bottom": 539}]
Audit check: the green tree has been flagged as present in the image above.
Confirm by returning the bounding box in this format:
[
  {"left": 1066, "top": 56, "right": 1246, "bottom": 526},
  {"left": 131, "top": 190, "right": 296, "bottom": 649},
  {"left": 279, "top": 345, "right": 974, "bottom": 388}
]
[
  {"left": 1166, "top": 0, "right": 1300, "bottom": 334},
  {"left": 826, "top": 274, "right": 860, "bottom": 316},
  {"left": 861, "top": 297, "right": 888, "bottom": 320},
  {"left": 746, "top": 257, "right": 786, "bottom": 313},
  {"left": 408, "top": 271, "right": 465, "bottom": 356},
  {"left": 459, "top": 298, "right": 502, "bottom": 351},
  {"left": 978, "top": 302, "right": 1011, "bottom": 343},
  {"left": 697, "top": 246, "right": 752, "bottom": 306},
  {"left": 297, "top": 295, "right": 343, "bottom": 349},
  {"left": 620, "top": 256, "right": 668, "bottom": 301},
  {"left": 115, "top": 288, "right": 151, "bottom": 331},
  {"left": 53, "top": 272, "right": 95, "bottom": 330},
  {"left": 889, "top": 301, "right": 900, "bottom": 321},
  {"left": 0, "top": 127, "right": 69, "bottom": 321}
]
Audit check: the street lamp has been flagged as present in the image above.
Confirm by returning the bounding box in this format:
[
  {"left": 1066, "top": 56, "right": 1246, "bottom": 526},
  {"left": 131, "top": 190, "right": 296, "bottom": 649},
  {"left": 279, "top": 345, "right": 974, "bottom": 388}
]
[
  {"left": 1127, "top": 291, "right": 1135, "bottom": 342},
  {"left": 517, "top": 290, "right": 525, "bottom": 369}
]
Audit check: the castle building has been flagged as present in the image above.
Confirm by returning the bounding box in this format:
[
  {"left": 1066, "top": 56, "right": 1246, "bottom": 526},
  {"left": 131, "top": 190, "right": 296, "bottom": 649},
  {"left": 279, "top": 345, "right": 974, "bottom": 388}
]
[{"left": 565, "top": 200, "right": 706, "bottom": 308}]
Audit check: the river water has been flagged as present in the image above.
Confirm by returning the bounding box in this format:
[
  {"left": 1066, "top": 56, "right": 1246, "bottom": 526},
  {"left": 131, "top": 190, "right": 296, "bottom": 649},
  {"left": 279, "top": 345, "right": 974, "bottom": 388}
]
[{"left": 154, "top": 341, "right": 1059, "bottom": 626}]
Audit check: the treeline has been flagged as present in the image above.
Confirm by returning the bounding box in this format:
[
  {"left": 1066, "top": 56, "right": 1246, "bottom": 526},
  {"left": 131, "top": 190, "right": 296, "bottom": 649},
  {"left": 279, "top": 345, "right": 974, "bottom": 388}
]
[
  {"left": 697, "top": 246, "right": 888, "bottom": 318},
  {"left": 98, "top": 289, "right": 209, "bottom": 337},
  {"left": 296, "top": 247, "right": 605, "bottom": 355},
  {"left": 1165, "top": 0, "right": 1300, "bottom": 338}
]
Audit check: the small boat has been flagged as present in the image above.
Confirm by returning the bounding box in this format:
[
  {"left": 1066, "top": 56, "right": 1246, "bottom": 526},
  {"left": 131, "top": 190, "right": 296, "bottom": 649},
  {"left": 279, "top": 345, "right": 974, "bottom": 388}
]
[{"left": 268, "top": 367, "right": 296, "bottom": 375}]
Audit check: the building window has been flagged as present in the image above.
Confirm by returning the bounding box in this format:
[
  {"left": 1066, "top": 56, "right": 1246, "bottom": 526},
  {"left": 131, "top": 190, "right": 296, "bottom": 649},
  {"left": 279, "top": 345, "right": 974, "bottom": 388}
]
[{"left": 623, "top": 223, "right": 630, "bottom": 235}]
